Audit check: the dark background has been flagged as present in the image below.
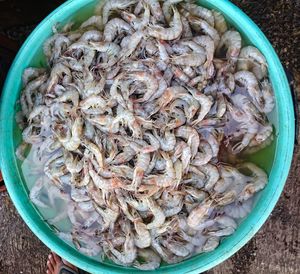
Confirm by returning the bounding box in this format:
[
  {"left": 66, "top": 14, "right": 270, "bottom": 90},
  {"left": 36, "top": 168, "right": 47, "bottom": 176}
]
[{"left": 0, "top": 1, "right": 299, "bottom": 273}]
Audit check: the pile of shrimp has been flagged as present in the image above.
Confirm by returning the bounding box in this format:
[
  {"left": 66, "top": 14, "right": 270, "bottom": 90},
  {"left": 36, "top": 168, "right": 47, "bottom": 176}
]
[{"left": 16, "top": 0, "right": 275, "bottom": 269}]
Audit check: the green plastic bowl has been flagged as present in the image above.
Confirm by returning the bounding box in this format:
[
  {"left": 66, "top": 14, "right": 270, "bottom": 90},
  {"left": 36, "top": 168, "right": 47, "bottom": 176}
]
[{"left": 0, "top": 0, "right": 295, "bottom": 273}]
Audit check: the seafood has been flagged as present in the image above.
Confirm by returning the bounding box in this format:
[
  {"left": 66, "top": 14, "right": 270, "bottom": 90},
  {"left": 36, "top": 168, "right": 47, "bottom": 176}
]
[
  {"left": 148, "top": 6, "right": 183, "bottom": 40},
  {"left": 18, "top": 0, "right": 275, "bottom": 270}
]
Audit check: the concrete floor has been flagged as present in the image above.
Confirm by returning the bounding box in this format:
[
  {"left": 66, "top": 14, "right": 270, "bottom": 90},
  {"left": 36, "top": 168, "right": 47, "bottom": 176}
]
[{"left": 0, "top": 0, "right": 299, "bottom": 273}]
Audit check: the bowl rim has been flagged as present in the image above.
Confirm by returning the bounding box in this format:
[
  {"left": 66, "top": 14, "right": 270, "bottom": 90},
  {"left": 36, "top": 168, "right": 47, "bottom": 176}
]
[{"left": 0, "top": 0, "right": 295, "bottom": 273}]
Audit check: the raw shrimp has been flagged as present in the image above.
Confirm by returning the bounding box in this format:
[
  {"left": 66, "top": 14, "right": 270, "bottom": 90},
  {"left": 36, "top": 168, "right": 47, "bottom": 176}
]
[
  {"left": 162, "top": 239, "right": 194, "bottom": 257},
  {"left": 80, "top": 15, "right": 103, "bottom": 29},
  {"left": 189, "top": 91, "right": 213, "bottom": 125},
  {"left": 238, "top": 163, "right": 268, "bottom": 201},
  {"left": 127, "top": 71, "right": 159, "bottom": 102},
  {"left": 188, "top": 16, "right": 220, "bottom": 47},
  {"left": 132, "top": 152, "right": 151, "bottom": 190},
  {"left": 133, "top": 220, "right": 151, "bottom": 248},
  {"left": 187, "top": 199, "right": 215, "bottom": 229},
  {"left": 60, "top": 117, "right": 83, "bottom": 151},
  {"left": 133, "top": 248, "right": 161, "bottom": 270},
  {"left": 171, "top": 52, "right": 206, "bottom": 67},
  {"left": 182, "top": 3, "right": 215, "bottom": 27},
  {"left": 213, "top": 11, "right": 228, "bottom": 34},
  {"left": 104, "top": 18, "right": 133, "bottom": 42},
  {"left": 162, "top": 0, "right": 184, "bottom": 23},
  {"left": 121, "top": 3, "right": 150, "bottom": 30},
  {"left": 136, "top": 0, "right": 164, "bottom": 22},
  {"left": 145, "top": 198, "right": 166, "bottom": 229},
  {"left": 192, "top": 140, "right": 213, "bottom": 166},
  {"left": 89, "top": 167, "right": 123, "bottom": 190},
  {"left": 234, "top": 70, "right": 263, "bottom": 109},
  {"left": 102, "top": 0, "right": 137, "bottom": 24},
  {"left": 260, "top": 79, "right": 275, "bottom": 113},
  {"left": 17, "top": 1, "right": 275, "bottom": 268},
  {"left": 148, "top": 7, "right": 183, "bottom": 40},
  {"left": 193, "top": 35, "right": 215, "bottom": 67},
  {"left": 237, "top": 46, "right": 267, "bottom": 80},
  {"left": 175, "top": 126, "right": 200, "bottom": 158},
  {"left": 217, "top": 30, "right": 242, "bottom": 61}
]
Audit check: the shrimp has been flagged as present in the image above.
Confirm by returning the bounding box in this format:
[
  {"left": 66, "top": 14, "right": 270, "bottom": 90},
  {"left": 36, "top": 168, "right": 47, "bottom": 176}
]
[
  {"left": 121, "top": 3, "right": 150, "bottom": 30},
  {"left": 79, "top": 30, "right": 102, "bottom": 42},
  {"left": 180, "top": 143, "right": 192, "bottom": 173},
  {"left": 260, "top": 79, "right": 275, "bottom": 113},
  {"left": 151, "top": 237, "right": 182, "bottom": 264},
  {"left": 145, "top": 198, "right": 165, "bottom": 229},
  {"left": 147, "top": 151, "right": 176, "bottom": 187},
  {"left": 238, "top": 163, "right": 268, "bottom": 201},
  {"left": 181, "top": 16, "right": 193, "bottom": 38},
  {"left": 162, "top": 0, "right": 184, "bottom": 23},
  {"left": 15, "top": 142, "right": 28, "bottom": 161},
  {"left": 212, "top": 11, "right": 228, "bottom": 34},
  {"left": 162, "top": 239, "right": 194, "bottom": 257},
  {"left": 188, "top": 88, "right": 213, "bottom": 125},
  {"left": 104, "top": 18, "right": 133, "bottom": 42},
  {"left": 154, "top": 129, "right": 176, "bottom": 151},
  {"left": 102, "top": 0, "right": 137, "bottom": 25},
  {"left": 193, "top": 35, "right": 215, "bottom": 67},
  {"left": 133, "top": 220, "right": 151, "bottom": 248},
  {"left": 170, "top": 96, "right": 199, "bottom": 121},
  {"left": 47, "top": 63, "right": 71, "bottom": 92},
  {"left": 171, "top": 66, "right": 191, "bottom": 83},
  {"left": 217, "top": 30, "right": 242, "bottom": 61},
  {"left": 142, "top": 132, "right": 160, "bottom": 153},
  {"left": 80, "top": 15, "right": 103, "bottom": 30},
  {"left": 141, "top": 0, "right": 164, "bottom": 22},
  {"left": 60, "top": 118, "right": 83, "bottom": 151},
  {"left": 237, "top": 46, "right": 267, "bottom": 80},
  {"left": 127, "top": 71, "right": 159, "bottom": 103},
  {"left": 255, "top": 124, "right": 273, "bottom": 144},
  {"left": 80, "top": 95, "right": 107, "bottom": 115},
  {"left": 56, "top": 90, "right": 79, "bottom": 107},
  {"left": 188, "top": 16, "right": 220, "bottom": 47},
  {"left": 187, "top": 199, "right": 215, "bottom": 229},
  {"left": 198, "top": 163, "right": 220, "bottom": 190},
  {"left": 232, "top": 120, "right": 260, "bottom": 154},
  {"left": 27, "top": 105, "right": 47, "bottom": 123},
  {"left": 133, "top": 248, "right": 161, "bottom": 270},
  {"left": 89, "top": 168, "right": 123, "bottom": 191},
  {"left": 207, "top": 215, "right": 237, "bottom": 237},
  {"left": 132, "top": 152, "right": 151, "bottom": 190},
  {"left": 182, "top": 3, "right": 215, "bottom": 27},
  {"left": 89, "top": 41, "right": 121, "bottom": 57},
  {"left": 22, "top": 67, "right": 46, "bottom": 86},
  {"left": 83, "top": 139, "right": 104, "bottom": 168},
  {"left": 157, "top": 40, "right": 170, "bottom": 63},
  {"left": 118, "top": 30, "right": 144, "bottom": 61},
  {"left": 183, "top": 66, "right": 196, "bottom": 78},
  {"left": 175, "top": 126, "right": 200, "bottom": 158},
  {"left": 148, "top": 6, "right": 183, "bottom": 40},
  {"left": 171, "top": 52, "right": 206, "bottom": 67},
  {"left": 111, "top": 147, "right": 136, "bottom": 165},
  {"left": 157, "top": 86, "right": 186, "bottom": 109},
  {"left": 107, "top": 228, "right": 137, "bottom": 264},
  {"left": 192, "top": 140, "right": 213, "bottom": 166},
  {"left": 216, "top": 93, "right": 227, "bottom": 118},
  {"left": 234, "top": 70, "right": 263, "bottom": 109},
  {"left": 202, "top": 236, "right": 220, "bottom": 252}
]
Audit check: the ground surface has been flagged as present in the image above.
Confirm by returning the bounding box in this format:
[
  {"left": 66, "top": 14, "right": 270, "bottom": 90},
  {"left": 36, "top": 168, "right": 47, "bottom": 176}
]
[{"left": 0, "top": 0, "right": 299, "bottom": 273}]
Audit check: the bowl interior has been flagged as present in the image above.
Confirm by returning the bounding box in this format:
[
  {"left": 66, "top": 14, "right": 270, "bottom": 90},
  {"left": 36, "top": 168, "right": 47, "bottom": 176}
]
[{"left": 0, "top": 0, "right": 294, "bottom": 273}]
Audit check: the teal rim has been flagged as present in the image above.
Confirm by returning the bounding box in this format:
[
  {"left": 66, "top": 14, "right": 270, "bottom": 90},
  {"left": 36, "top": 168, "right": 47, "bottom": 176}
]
[{"left": 0, "top": 0, "right": 295, "bottom": 273}]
